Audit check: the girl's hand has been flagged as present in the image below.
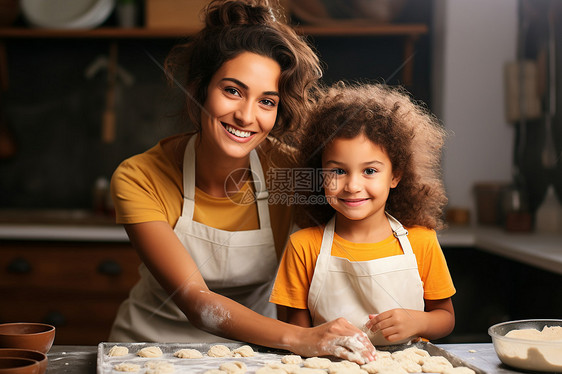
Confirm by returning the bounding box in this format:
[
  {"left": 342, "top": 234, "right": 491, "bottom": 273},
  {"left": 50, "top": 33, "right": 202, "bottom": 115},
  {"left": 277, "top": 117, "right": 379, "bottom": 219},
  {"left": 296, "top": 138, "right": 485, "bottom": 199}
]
[
  {"left": 365, "top": 309, "right": 424, "bottom": 343},
  {"left": 292, "top": 317, "right": 377, "bottom": 364}
]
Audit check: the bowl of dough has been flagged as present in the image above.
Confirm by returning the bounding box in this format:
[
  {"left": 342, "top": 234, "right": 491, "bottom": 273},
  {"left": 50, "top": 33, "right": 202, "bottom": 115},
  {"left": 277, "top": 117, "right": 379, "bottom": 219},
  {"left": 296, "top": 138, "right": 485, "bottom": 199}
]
[{"left": 488, "top": 319, "right": 562, "bottom": 372}]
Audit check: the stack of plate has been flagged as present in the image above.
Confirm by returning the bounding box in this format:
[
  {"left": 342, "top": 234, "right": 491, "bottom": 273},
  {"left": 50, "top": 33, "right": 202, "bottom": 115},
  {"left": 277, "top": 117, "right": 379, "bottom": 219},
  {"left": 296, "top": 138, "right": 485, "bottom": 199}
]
[{"left": 21, "top": 0, "right": 115, "bottom": 29}]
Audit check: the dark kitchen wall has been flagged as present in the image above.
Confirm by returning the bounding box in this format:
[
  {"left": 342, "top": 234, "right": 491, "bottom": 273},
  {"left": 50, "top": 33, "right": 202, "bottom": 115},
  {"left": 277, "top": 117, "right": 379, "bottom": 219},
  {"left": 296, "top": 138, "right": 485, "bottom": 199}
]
[{"left": 0, "top": 0, "right": 432, "bottom": 211}]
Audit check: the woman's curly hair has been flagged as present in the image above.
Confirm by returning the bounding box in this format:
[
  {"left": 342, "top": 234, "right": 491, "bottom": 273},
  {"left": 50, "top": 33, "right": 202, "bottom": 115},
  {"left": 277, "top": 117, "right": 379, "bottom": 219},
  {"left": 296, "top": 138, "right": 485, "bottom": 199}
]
[
  {"left": 297, "top": 82, "right": 448, "bottom": 230},
  {"left": 164, "top": 0, "right": 322, "bottom": 146}
]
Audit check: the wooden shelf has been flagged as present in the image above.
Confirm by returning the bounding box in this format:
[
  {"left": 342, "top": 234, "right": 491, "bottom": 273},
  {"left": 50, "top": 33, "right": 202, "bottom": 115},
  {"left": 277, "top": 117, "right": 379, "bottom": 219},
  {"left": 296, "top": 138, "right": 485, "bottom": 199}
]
[{"left": 0, "top": 23, "right": 427, "bottom": 39}]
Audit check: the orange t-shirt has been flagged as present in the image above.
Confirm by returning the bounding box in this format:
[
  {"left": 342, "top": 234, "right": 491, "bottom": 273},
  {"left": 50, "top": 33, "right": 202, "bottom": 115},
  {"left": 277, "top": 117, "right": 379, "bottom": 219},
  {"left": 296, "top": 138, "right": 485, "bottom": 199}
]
[
  {"left": 270, "top": 225, "right": 456, "bottom": 309},
  {"left": 110, "top": 132, "right": 295, "bottom": 259}
]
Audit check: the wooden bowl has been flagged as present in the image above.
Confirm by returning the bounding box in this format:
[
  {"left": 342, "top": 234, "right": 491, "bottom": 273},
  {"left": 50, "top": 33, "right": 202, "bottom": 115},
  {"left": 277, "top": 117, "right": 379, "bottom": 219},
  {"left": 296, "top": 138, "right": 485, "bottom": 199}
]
[
  {"left": 0, "top": 357, "right": 40, "bottom": 374},
  {"left": 0, "top": 350, "right": 46, "bottom": 374},
  {"left": 0, "top": 324, "right": 55, "bottom": 354}
]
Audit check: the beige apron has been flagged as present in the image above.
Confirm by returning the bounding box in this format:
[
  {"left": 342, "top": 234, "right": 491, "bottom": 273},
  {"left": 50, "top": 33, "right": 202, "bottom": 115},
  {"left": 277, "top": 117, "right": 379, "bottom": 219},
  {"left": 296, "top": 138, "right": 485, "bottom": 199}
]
[
  {"left": 110, "top": 135, "right": 278, "bottom": 342},
  {"left": 308, "top": 213, "right": 425, "bottom": 345}
]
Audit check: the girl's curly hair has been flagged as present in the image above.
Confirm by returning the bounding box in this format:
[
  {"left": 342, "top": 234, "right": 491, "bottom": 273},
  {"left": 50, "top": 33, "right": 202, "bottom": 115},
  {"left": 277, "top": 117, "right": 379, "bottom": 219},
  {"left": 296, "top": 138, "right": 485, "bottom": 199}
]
[
  {"left": 297, "top": 82, "right": 448, "bottom": 230},
  {"left": 164, "top": 0, "right": 322, "bottom": 146}
]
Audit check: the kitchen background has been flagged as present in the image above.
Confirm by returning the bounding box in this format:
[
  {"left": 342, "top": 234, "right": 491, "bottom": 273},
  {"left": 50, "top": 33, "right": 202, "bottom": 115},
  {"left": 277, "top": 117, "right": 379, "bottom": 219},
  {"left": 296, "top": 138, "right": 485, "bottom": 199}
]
[{"left": 1, "top": 0, "right": 561, "bottom": 345}]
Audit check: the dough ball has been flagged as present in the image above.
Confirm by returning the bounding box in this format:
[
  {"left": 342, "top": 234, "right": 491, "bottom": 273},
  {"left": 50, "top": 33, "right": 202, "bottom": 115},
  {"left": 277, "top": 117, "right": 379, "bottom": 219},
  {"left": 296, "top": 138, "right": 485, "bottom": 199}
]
[
  {"left": 137, "top": 346, "right": 163, "bottom": 358},
  {"left": 263, "top": 361, "right": 300, "bottom": 373},
  {"left": 442, "top": 367, "right": 476, "bottom": 374},
  {"left": 281, "top": 354, "right": 303, "bottom": 365},
  {"left": 328, "top": 361, "right": 359, "bottom": 372},
  {"left": 233, "top": 345, "right": 255, "bottom": 357},
  {"left": 108, "top": 345, "right": 129, "bottom": 357},
  {"left": 361, "top": 358, "right": 397, "bottom": 374},
  {"left": 256, "top": 368, "right": 286, "bottom": 374},
  {"left": 421, "top": 356, "right": 453, "bottom": 373},
  {"left": 219, "top": 361, "right": 247, "bottom": 374},
  {"left": 376, "top": 351, "right": 392, "bottom": 359},
  {"left": 294, "top": 368, "right": 327, "bottom": 374},
  {"left": 328, "top": 361, "right": 367, "bottom": 374},
  {"left": 114, "top": 363, "right": 141, "bottom": 372},
  {"left": 396, "top": 360, "right": 422, "bottom": 373},
  {"left": 145, "top": 361, "right": 174, "bottom": 374},
  {"left": 208, "top": 344, "right": 232, "bottom": 357},
  {"left": 392, "top": 347, "right": 429, "bottom": 365},
  {"left": 303, "top": 357, "right": 332, "bottom": 369},
  {"left": 174, "top": 348, "right": 203, "bottom": 359}
]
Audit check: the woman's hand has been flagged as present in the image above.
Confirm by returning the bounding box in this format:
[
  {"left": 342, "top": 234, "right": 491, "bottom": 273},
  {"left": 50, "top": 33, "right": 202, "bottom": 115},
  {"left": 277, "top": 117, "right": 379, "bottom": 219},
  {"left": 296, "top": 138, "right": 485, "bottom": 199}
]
[{"left": 291, "top": 317, "right": 377, "bottom": 364}]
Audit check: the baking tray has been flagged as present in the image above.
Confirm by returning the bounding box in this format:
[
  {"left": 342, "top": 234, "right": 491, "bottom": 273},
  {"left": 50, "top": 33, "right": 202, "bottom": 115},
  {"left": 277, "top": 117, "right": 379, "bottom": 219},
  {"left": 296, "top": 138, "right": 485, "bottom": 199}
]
[{"left": 97, "top": 341, "right": 487, "bottom": 373}]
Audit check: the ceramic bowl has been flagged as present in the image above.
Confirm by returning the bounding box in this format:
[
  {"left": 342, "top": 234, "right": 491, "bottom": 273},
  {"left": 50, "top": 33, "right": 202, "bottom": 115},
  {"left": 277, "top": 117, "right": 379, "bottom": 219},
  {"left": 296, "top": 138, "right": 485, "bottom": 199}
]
[
  {"left": 0, "top": 357, "right": 40, "bottom": 374},
  {"left": 0, "top": 349, "right": 46, "bottom": 374},
  {"left": 488, "top": 319, "right": 562, "bottom": 372},
  {"left": 0, "top": 324, "right": 55, "bottom": 354}
]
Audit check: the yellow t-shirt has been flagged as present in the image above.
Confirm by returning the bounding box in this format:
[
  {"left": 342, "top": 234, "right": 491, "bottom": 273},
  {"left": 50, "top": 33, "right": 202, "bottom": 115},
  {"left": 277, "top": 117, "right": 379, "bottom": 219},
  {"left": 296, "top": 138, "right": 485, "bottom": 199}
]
[
  {"left": 270, "top": 225, "right": 456, "bottom": 309},
  {"left": 110, "top": 132, "right": 295, "bottom": 259}
]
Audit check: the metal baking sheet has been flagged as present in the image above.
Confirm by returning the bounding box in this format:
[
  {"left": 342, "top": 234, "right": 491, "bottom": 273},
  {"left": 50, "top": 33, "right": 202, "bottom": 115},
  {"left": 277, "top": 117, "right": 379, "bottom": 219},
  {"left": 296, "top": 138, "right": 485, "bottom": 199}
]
[{"left": 97, "top": 341, "right": 487, "bottom": 373}]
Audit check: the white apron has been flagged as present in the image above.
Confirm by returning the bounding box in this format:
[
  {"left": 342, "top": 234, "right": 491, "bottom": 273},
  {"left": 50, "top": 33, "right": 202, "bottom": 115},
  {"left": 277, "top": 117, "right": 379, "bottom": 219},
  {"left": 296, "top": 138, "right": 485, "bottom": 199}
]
[
  {"left": 308, "top": 214, "right": 425, "bottom": 345},
  {"left": 110, "top": 135, "right": 278, "bottom": 342}
]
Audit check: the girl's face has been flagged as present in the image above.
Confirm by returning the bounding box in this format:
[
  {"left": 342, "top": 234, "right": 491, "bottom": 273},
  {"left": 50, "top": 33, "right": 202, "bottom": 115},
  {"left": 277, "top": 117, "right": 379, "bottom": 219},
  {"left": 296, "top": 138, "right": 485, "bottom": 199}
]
[
  {"left": 322, "top": 134, "right": 400, "bottom": 224},
  {"left": 200, "top": 52, "right": 281, "bottom": 160}
]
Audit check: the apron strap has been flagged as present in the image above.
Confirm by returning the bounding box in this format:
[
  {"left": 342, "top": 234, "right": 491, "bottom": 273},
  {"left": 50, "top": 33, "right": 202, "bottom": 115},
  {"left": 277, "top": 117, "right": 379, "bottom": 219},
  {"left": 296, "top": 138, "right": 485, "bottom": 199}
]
[
  {"left": 181, "top": 134, "right": 271, "bottom": 229},
  {"left": 386, "top": 212, "right": 414, "bottom": 255}
]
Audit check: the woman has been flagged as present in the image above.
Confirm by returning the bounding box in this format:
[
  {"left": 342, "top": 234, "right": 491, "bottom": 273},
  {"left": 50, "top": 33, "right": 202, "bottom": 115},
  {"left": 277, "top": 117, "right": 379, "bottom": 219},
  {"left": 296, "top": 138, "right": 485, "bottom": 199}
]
[{"left": 109, "top": 0, "right": 376, "bottom": 363}]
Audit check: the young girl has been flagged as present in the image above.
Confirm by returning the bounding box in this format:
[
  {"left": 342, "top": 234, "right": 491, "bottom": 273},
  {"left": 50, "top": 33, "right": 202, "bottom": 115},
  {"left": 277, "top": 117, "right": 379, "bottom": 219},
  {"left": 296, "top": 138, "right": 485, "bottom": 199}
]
[
  {"left": 109, "top": 0, "right": 376, "bottom": 362},
  {"left": 270, "top": 83, "right": 456, "bottom": 345}
]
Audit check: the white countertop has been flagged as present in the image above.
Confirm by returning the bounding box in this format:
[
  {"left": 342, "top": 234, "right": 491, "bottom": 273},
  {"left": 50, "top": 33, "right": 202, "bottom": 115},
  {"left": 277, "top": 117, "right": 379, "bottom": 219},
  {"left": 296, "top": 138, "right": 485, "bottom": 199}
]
[{"left": 1, "top": 222, "right": 561, "bottom": 274}]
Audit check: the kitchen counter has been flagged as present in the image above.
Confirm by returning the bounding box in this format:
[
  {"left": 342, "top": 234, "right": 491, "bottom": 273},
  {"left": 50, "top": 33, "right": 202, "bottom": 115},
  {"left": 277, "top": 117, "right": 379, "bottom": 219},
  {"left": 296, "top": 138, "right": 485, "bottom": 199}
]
[
  {"left": 1, "top": 217, "right": 560, "bottom": 274},
  {"left": 438, "top": 226, "right": 562, "bottom": 275},
  {"left": 44, "top": 343, "right": 520, "bottom": 373}
]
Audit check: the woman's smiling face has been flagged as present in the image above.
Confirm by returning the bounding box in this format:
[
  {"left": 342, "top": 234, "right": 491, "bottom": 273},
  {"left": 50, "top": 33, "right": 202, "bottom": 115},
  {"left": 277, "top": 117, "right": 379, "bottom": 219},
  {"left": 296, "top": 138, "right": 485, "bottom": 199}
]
[{"left": 200, "top": 52, "right": 281, "bottom": 160}]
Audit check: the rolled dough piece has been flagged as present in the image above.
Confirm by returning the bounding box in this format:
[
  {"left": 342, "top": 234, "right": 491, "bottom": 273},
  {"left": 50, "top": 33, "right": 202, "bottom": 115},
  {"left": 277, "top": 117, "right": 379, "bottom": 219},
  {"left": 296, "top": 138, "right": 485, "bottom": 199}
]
[
  {"left": 265, "top": 362, "right": 300, "bottom": 373},
  {"left": 281, "top": 355, "right": 303, "bottom": 365},
  {"left": 137, "top": 346, "right": 163, "bottom": 358},
  {"left": 174, "top": 348, "right": 203, "bottom": 359},
  {"left": 208, "top": 344, "right": 232, "bottom": 358},
  {"left": 145, "top": 361, "right": 174, "bottom": 374},
  {"left": 303, "top": 357, "right": 332, "bottom": 369},
  {"left": 108, "top": 345, "right": 129, "bottom": 357},
  {"left": 114, "top": 363, "right": 141, "bottom": 372},
  {"left": 421, "top": 356, "right": 453, "bottom": 373},
  {"left": 256, "top": 368, "right": 286, "bottom": 374},
  {"left": 233, "top": 345, "right": 255, "bottom": 357},
  {"left": 219, "top": 361, "right": 247, "bottom": 374}
]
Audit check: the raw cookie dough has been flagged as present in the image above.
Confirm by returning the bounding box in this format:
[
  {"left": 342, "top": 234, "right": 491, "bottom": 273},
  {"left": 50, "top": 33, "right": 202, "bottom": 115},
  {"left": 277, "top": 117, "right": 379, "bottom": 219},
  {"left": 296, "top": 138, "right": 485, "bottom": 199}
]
[
  {"left": 114, "top": 363, "right": 141, "bottom": 372},
  {"left": 505, "top": 325, "right": 562, "bottom": 340},
  {"left": 264, "top": 362, "right": 300, "bottom": 373},
  {"left": 137, "top": 346, "right": 163, "bottom": 358},
  {"left": 233, "top": 345, "right": 255, "bottom": 357},
  {"left": 108, "top": 345, "right": 129, "bottom": 357},
  {"left": 256, "top": 368, "right": 286, "bottom": 374},
  {"left": 208, "top": 344, "right": 232, "bottom": 357},
  {"left": 303, "top": 357, "right": 332, "bottom": 369},
  {"left": 144, "top": 361, "right": 174, "bottom": 374},
  {"left": 219, "top": 361, "right": 247, "bottom": 374},
  {"left": 328, "top": 361, "right": 366, "bottom": 374},
  {"left": 422, "top": 356, "right": 453, "bottom": 373},
  {"left": 174, "top": 348, "right": 203, "bottom": 359},
  {"left": 204, "top": 370, "right": 227, "bottom": 374},
  {"left": 294, "top": 368, "right": 327, "bottom": 374},
  {"left": 281, "top": 355, "right": 303, "bottom": 365}
]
